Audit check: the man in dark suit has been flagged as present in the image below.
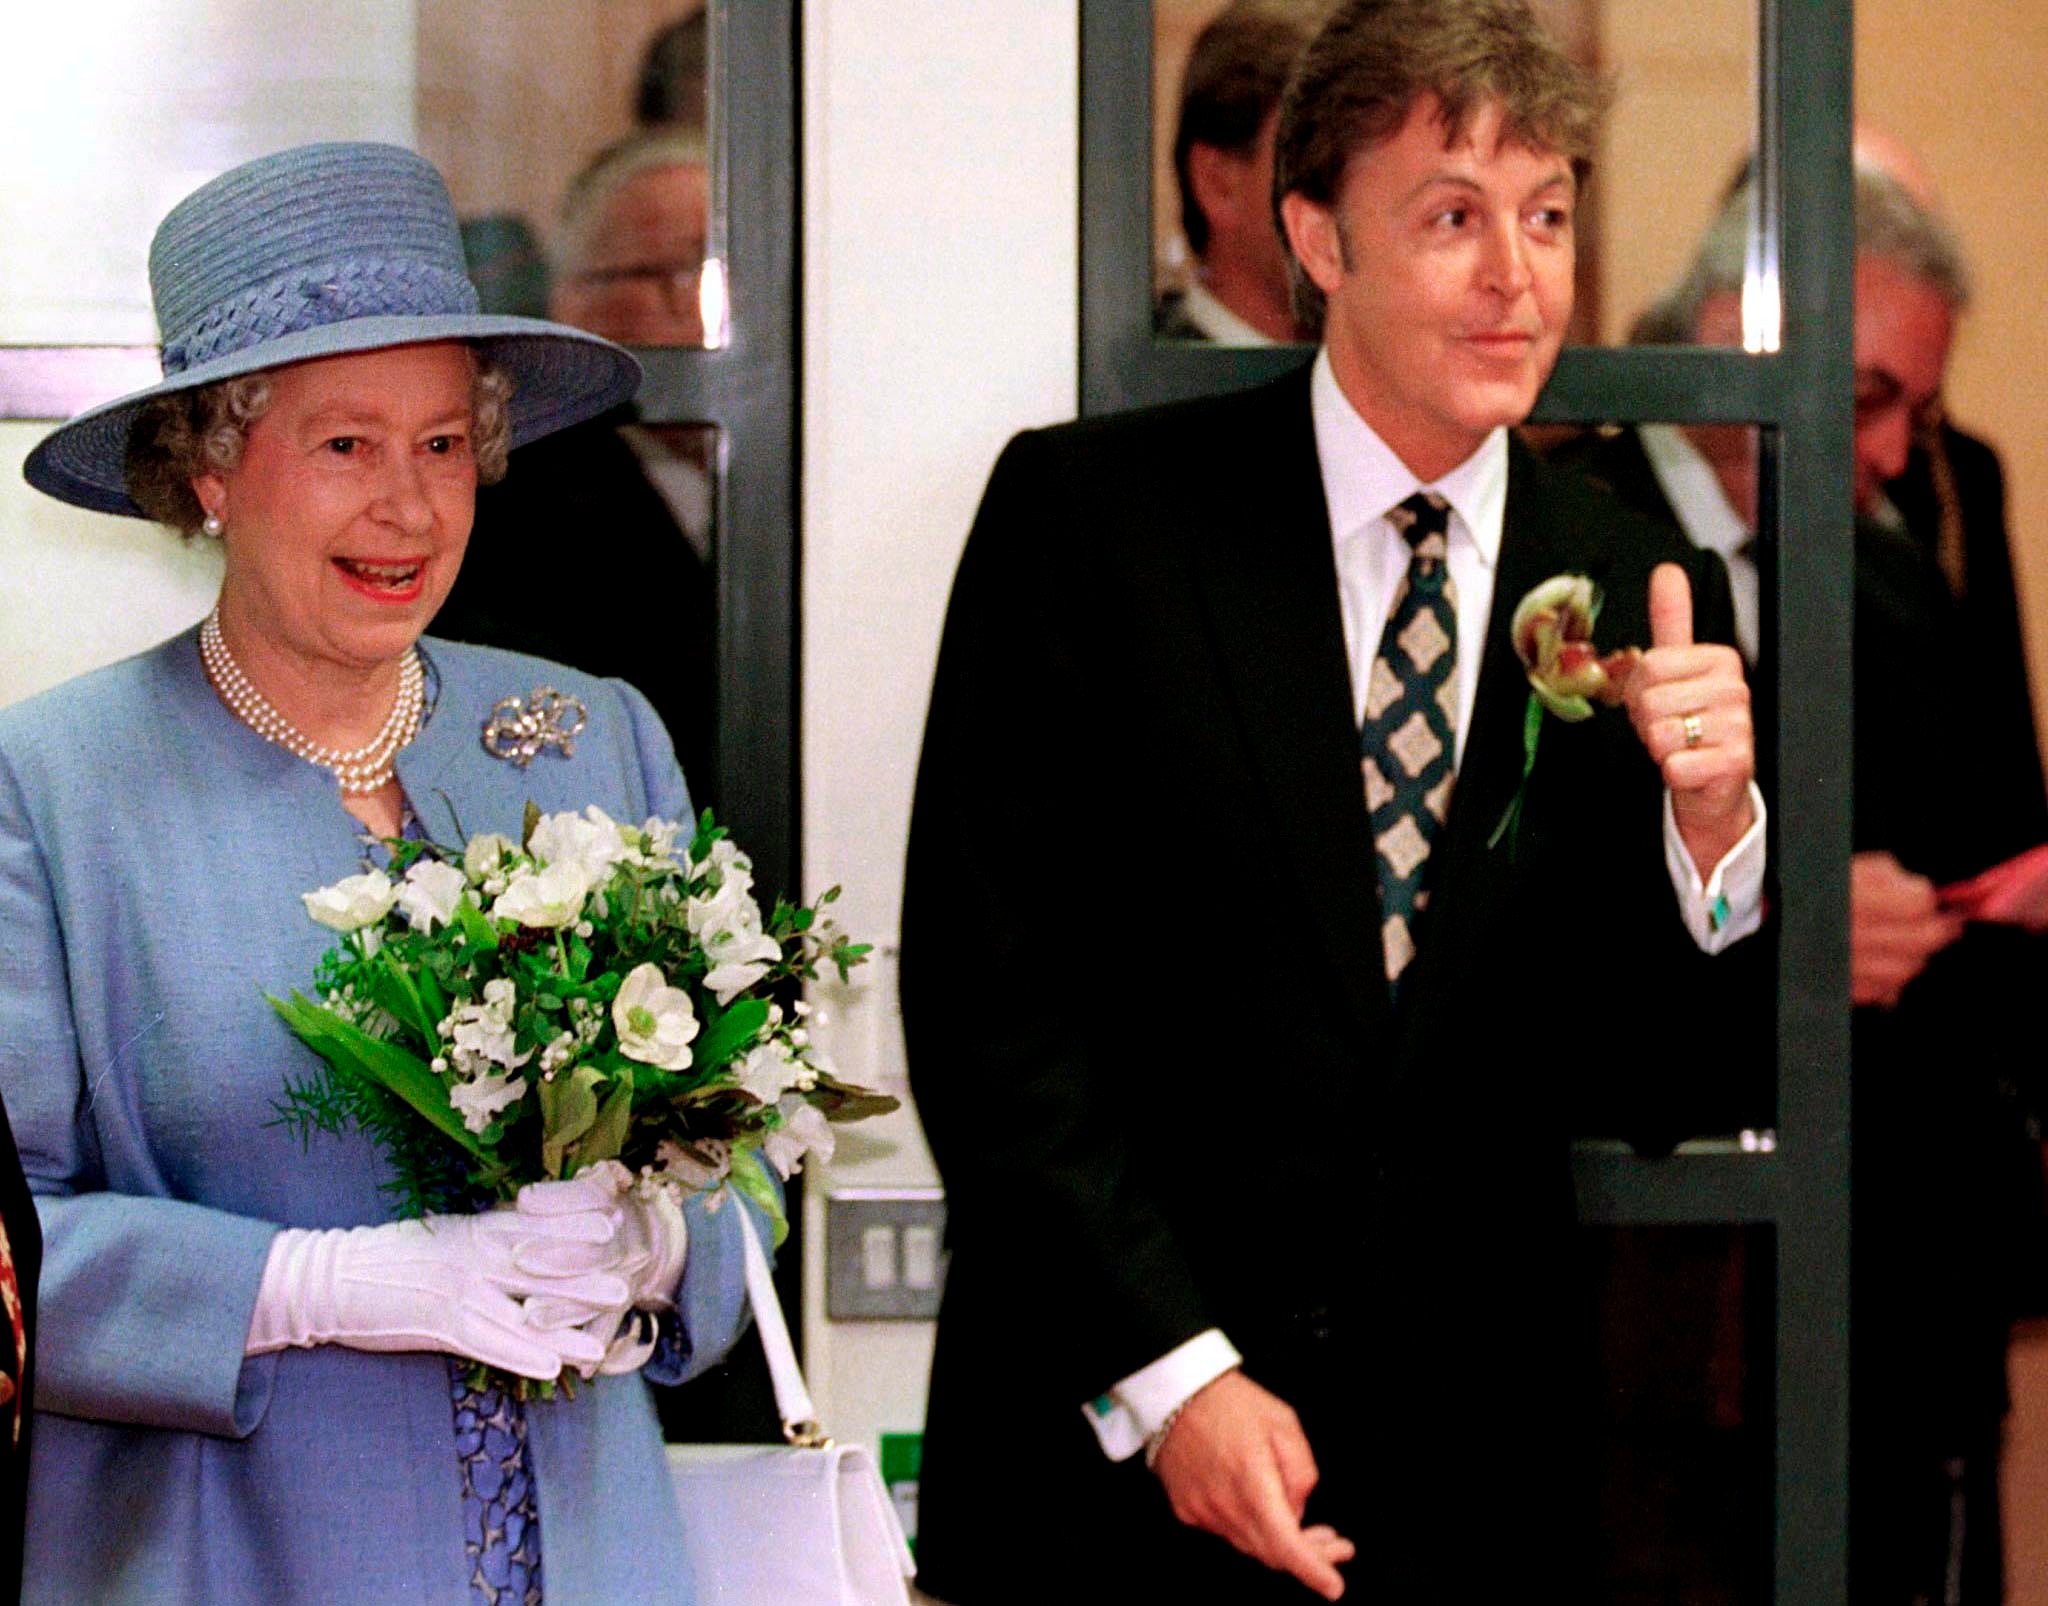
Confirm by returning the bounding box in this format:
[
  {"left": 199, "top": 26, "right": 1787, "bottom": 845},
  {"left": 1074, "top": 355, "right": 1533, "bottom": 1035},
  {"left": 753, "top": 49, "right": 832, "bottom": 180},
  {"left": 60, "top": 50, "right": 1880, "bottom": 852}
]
[
  {"left": 1154, "top": 0, "right": 1323, "bottom": 346},
  {"left": 1560, "top": 156, "right": 2045, "bottom": 1602},
  {"left": 435, "top": 415, "right": 719, "bottom": 803},
  {"left": 438, "top": 130, "right": 721, "bottom": 803},
  {"left": 903, "top": 3, "right": 1766, "bottom": 1599}
]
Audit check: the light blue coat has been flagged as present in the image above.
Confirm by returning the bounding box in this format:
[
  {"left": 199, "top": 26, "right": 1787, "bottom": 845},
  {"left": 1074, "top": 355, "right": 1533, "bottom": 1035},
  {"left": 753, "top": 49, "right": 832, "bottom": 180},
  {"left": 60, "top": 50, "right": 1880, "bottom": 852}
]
[{"left": 0, "top": 628, "right": 755, "bottom": 1603}]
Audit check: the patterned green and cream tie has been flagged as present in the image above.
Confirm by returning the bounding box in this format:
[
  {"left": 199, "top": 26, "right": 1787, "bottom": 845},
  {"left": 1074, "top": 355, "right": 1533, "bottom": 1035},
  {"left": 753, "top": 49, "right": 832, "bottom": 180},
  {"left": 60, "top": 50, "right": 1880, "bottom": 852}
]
[{"left": 1361, "top": 491, "right": 1457, "bottom": 991}]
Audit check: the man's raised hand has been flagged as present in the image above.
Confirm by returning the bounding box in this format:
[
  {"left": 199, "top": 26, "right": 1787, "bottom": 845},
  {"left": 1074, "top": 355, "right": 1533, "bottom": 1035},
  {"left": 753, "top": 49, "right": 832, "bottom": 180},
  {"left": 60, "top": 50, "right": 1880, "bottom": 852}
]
[{"left": 1622, "top": 562, "right": 1757, "bottom": 872}]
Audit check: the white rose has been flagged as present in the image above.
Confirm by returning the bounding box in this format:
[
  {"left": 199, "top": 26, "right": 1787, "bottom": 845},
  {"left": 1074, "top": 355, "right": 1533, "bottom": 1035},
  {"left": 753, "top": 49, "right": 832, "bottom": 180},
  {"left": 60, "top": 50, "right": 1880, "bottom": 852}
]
[
  {"left": 731, "top": 1041, "right": 804, "bottom": 1105},
  {"left": 449, "top": 1069, "right": 526, "bottom": 1135},
  {"left": 490, "top": 861, "right": 591, "bottom": 929},
  {"left": 762, "top": 1097, "right": 835, "bottom": 1180},
  {"left": 396, "top": 858, "right": 467, "bottom": 932},
  {"left": 303, "top": 871, "right": 399, "bottom": 933},
  {"left": 612, "top": 962, "right": 700, "bottom": 1070},
  {"left": 463, "top": 832, "right": 519, "bottom": 884}
]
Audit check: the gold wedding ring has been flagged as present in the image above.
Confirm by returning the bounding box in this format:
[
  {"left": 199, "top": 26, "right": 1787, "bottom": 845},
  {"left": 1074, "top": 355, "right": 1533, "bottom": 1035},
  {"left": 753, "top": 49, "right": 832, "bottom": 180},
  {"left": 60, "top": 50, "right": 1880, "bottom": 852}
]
[{"left": 1681, "top": 712, "right": 1705, "bottom": 749}]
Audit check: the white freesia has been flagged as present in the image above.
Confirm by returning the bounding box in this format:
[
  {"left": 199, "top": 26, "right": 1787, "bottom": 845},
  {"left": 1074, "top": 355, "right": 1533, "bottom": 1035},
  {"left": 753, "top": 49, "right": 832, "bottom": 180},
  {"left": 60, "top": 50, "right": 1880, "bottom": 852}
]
[
  {"left": 686, "top": 879, "right": 750, "bottom": 939},
  {"left": 636, "top": 816, "right": 683, "bottom": 867},
  {"left": 529, "top": 807, "right": 634, "bottom": 889},
  {"left": 686, "top": 840, "right": 756, "bottom": 930},
  {"left": 490, "top": 860, "right": 591, "bottom": 929},
  {"left": 688, "top": 834, "right": 753, "bottom": 885},
  {"left": 685, "top": 837, "right": 780, "bottom": 1001},
  {"left": 700, "top": 910, "right": 784, "bottom": 1004},
  {"left": 302, "top": 871, "right": 399, "bottom": 933},
  {"left": 763, "top": 1097, "right": 835, "bottom": 1180},
  {"left": 443, "top": 978, "right": 530, "bottom": 1073},
  {"left": 396, "top": 858, "right": 467, "bottom": 932},
  {"left": 462, "top": 832, "right": 519, "bottom": 883},
  {"left": 731, "top": 1041, "right": 805, "bottom": 1105},
  {"left": 611, "top": 962, "right": 700, "bottom": 1070},
  {"left": 448, "top": 1069, "right": 526, "bottom": 1134}
]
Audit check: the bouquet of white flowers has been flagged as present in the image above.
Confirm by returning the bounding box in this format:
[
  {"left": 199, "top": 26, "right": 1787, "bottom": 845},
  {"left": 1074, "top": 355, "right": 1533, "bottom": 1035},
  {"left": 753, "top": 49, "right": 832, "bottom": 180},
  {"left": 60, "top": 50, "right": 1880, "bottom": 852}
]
[{"left": 272, "top": 806, "right": 892, "bottom": 1244}]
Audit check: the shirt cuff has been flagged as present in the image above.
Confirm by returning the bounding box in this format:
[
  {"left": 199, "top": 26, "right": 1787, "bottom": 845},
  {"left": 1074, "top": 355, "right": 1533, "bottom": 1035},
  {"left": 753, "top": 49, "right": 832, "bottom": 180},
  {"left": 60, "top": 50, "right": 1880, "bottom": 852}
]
[
  {"left": 1662, "top": 781, "right": 1768, "bottom": 953},
  {"left": 1079, "top": 1328, "right": 1242, "bottom": 1462}
]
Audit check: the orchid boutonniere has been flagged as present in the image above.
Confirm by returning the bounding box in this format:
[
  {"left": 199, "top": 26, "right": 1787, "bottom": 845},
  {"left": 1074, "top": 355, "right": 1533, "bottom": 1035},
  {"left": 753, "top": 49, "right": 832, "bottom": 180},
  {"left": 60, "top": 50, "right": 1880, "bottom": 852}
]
[{"left": 1488, "top": 574, "right": 1644, "bottom": 854}]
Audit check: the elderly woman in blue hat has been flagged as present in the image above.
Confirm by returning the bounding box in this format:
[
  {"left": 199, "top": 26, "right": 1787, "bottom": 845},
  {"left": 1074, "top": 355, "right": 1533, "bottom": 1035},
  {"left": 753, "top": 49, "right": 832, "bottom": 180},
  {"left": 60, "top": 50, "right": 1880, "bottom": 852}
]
[{"left": 0, "top": 143, "right": 757, "bottom": 1602}]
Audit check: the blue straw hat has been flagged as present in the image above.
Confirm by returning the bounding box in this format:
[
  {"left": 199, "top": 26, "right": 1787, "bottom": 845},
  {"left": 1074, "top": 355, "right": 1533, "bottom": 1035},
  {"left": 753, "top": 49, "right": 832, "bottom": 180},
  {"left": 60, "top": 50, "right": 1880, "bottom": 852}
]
[{"left": 25, "top": 141, "right": 643, "bottom": 518}]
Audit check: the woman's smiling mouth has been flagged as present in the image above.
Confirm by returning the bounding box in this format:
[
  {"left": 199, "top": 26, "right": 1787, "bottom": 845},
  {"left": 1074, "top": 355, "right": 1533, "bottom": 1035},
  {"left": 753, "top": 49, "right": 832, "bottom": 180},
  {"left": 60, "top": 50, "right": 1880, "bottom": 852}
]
[{"left": 332, "top": 556, "right": 426, "bottom": 600}]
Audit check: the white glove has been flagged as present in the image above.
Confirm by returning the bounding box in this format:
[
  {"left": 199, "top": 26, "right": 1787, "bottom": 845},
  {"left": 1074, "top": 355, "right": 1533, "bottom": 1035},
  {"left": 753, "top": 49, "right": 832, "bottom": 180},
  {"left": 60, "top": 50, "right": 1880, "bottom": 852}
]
[
  {"left": 516, "top": 1161, "right": 689, "bottom": 1376},
  {"left": 246, "top": 1194, "right": 633, "bottom": 1381}
]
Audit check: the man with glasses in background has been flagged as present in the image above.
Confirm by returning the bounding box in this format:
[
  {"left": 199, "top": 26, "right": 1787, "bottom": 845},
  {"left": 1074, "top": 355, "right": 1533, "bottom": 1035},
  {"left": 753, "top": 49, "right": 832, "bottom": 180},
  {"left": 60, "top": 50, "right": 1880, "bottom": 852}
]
[{"left": 1560, "top": 142, "right": 2046, "bottom": 1601}]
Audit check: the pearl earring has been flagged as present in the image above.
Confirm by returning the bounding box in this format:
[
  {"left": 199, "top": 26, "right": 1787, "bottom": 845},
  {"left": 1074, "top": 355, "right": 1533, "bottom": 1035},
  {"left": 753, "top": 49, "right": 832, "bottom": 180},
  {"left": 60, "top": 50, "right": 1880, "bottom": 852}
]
[{"left": 202, "top": 512, "right": 223, "bottom": 538}]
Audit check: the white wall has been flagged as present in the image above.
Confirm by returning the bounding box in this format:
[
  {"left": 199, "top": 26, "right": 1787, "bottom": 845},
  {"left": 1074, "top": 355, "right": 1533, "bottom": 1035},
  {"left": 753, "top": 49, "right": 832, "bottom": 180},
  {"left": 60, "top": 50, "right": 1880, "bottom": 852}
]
[
  {"left": 0, "top": 2, "right": 417, "bottom": 706},
  {"left": 0, "top": 1, "right": 417, "bottom": 348},
  {"left": 798, "top": 3, "right": 1080, "bottom": 1456}
]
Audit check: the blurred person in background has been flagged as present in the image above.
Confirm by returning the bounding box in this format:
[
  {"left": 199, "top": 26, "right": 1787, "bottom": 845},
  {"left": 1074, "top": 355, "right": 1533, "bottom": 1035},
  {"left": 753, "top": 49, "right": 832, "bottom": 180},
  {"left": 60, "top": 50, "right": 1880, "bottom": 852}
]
[
  {"left": 1558, "top": 142, "right": 2045, "bottom": 1602},
  {"left": 1155, "top": 0, "right": 1327, "bottom": 345},
  {"left": 440, "top": 127, "right": 720, "bottom": 804}
]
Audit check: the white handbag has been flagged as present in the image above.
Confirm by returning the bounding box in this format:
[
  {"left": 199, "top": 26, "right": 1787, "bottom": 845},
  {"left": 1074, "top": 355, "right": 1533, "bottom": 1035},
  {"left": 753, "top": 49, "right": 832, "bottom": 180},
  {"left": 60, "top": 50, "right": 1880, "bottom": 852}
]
[{"left": 668, "top": 1205, "right": 917, "bottom": 1605}]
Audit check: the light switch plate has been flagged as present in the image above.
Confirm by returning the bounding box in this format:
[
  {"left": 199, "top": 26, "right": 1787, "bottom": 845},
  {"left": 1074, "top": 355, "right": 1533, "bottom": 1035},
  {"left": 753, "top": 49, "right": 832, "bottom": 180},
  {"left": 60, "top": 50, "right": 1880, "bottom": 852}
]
[{"left": 826, "top": 1188, "right": 948, "bottom": 1320}]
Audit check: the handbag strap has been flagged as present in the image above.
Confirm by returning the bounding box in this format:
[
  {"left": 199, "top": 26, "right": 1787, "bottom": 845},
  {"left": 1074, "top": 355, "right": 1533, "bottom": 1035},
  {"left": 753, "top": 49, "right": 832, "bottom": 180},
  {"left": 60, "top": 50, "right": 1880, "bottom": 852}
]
[{"left": 731, "top": 1197, "right": 829, "bottom": 1447}]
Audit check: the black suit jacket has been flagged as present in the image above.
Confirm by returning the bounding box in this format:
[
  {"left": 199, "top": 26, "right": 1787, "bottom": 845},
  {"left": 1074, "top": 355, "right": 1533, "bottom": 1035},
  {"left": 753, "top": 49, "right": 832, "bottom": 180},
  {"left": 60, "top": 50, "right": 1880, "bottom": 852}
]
[
  {"left": 435, "top": 414, "right": 719, "bottom": 803},
  {"left": 1852, "top": 429, "right": 2048, "bottom": 1438},
  {"left": 901, "top": 371, "right": 1755, "bottom": 1600},
  {"left": 1551, "top": 426, "right": 1776, "bottom": 817}
]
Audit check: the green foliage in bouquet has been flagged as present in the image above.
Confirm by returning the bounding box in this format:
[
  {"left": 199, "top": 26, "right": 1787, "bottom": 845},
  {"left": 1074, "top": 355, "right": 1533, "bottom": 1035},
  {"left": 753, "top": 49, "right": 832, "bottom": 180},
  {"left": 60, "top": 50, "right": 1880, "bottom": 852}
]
[{"left": 271, "top": 807, "right": 892, "bottom": 1241}]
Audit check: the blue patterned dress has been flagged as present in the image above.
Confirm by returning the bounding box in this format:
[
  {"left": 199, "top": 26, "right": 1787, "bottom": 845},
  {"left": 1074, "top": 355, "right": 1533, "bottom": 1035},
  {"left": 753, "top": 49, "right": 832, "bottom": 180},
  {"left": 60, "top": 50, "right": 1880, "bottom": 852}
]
[{"left": 450, "top": 1362, "right": 544, "bottom": 1605}]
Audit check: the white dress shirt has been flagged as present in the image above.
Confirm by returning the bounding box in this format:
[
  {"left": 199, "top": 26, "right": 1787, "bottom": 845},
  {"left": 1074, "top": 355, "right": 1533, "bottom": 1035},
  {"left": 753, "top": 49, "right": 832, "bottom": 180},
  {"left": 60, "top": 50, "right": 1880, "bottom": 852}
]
[
  {"left": 1638, "top": 424, "right": 1759, "bottom": 666},
  {"left": 1082, "top": 351, "right": 1769, "bottom": 1462},
  {"left": 1177, "top": 281, "right": 1275, "bottom": 347}
]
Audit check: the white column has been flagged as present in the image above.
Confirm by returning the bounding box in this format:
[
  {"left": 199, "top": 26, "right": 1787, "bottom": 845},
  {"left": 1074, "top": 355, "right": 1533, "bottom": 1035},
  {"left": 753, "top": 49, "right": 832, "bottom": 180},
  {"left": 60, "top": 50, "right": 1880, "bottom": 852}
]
[{"left": 800, "top": 1, "right": 1081, "bottom": 1455}]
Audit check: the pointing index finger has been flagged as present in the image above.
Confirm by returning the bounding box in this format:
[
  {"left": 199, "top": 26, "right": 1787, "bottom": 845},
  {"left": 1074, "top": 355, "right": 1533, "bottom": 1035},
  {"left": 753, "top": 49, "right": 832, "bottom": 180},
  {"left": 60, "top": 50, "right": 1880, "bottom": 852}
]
[
  {"left": 1648, "top": 562, "right": 1694, "bottom": 650},
  {"left": 1246, "top": 1461, "right": 1347, "bottom": 1599}
]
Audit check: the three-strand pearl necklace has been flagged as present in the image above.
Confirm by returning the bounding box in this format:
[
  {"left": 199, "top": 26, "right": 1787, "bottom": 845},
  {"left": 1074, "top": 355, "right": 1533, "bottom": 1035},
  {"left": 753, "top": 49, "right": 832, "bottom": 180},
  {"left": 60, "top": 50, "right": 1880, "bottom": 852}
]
[{"left": 199, "top": 608, "right": 424, "bottom": 795}]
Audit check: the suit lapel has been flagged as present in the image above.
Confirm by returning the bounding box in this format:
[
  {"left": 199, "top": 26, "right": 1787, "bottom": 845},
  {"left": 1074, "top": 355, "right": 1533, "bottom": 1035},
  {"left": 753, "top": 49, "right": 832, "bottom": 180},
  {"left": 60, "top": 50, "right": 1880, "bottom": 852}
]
[
  {"left": 1448, "top": 441, "right": 1577, "bottom": 871},
  {"left": 1185, "top": 373, "right": 1393, "bottom": 1054}
]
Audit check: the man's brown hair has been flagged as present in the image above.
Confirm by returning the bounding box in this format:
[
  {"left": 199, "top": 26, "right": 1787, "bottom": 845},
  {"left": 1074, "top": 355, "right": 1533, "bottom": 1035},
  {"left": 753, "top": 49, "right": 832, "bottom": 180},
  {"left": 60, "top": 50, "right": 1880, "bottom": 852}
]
[
  {"left": 1273, "top": 0, "right": 1610, "bottom": 320},
  {"left": 1172, "top": 0, "right": 1328, "bottom": 257}
]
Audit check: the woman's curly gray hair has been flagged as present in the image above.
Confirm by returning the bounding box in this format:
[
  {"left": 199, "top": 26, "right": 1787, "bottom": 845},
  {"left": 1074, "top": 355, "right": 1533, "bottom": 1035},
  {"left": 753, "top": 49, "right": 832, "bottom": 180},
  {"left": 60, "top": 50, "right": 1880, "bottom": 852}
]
[{"left": 124, "top": 347, "right": 515, "bottom": 536}]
